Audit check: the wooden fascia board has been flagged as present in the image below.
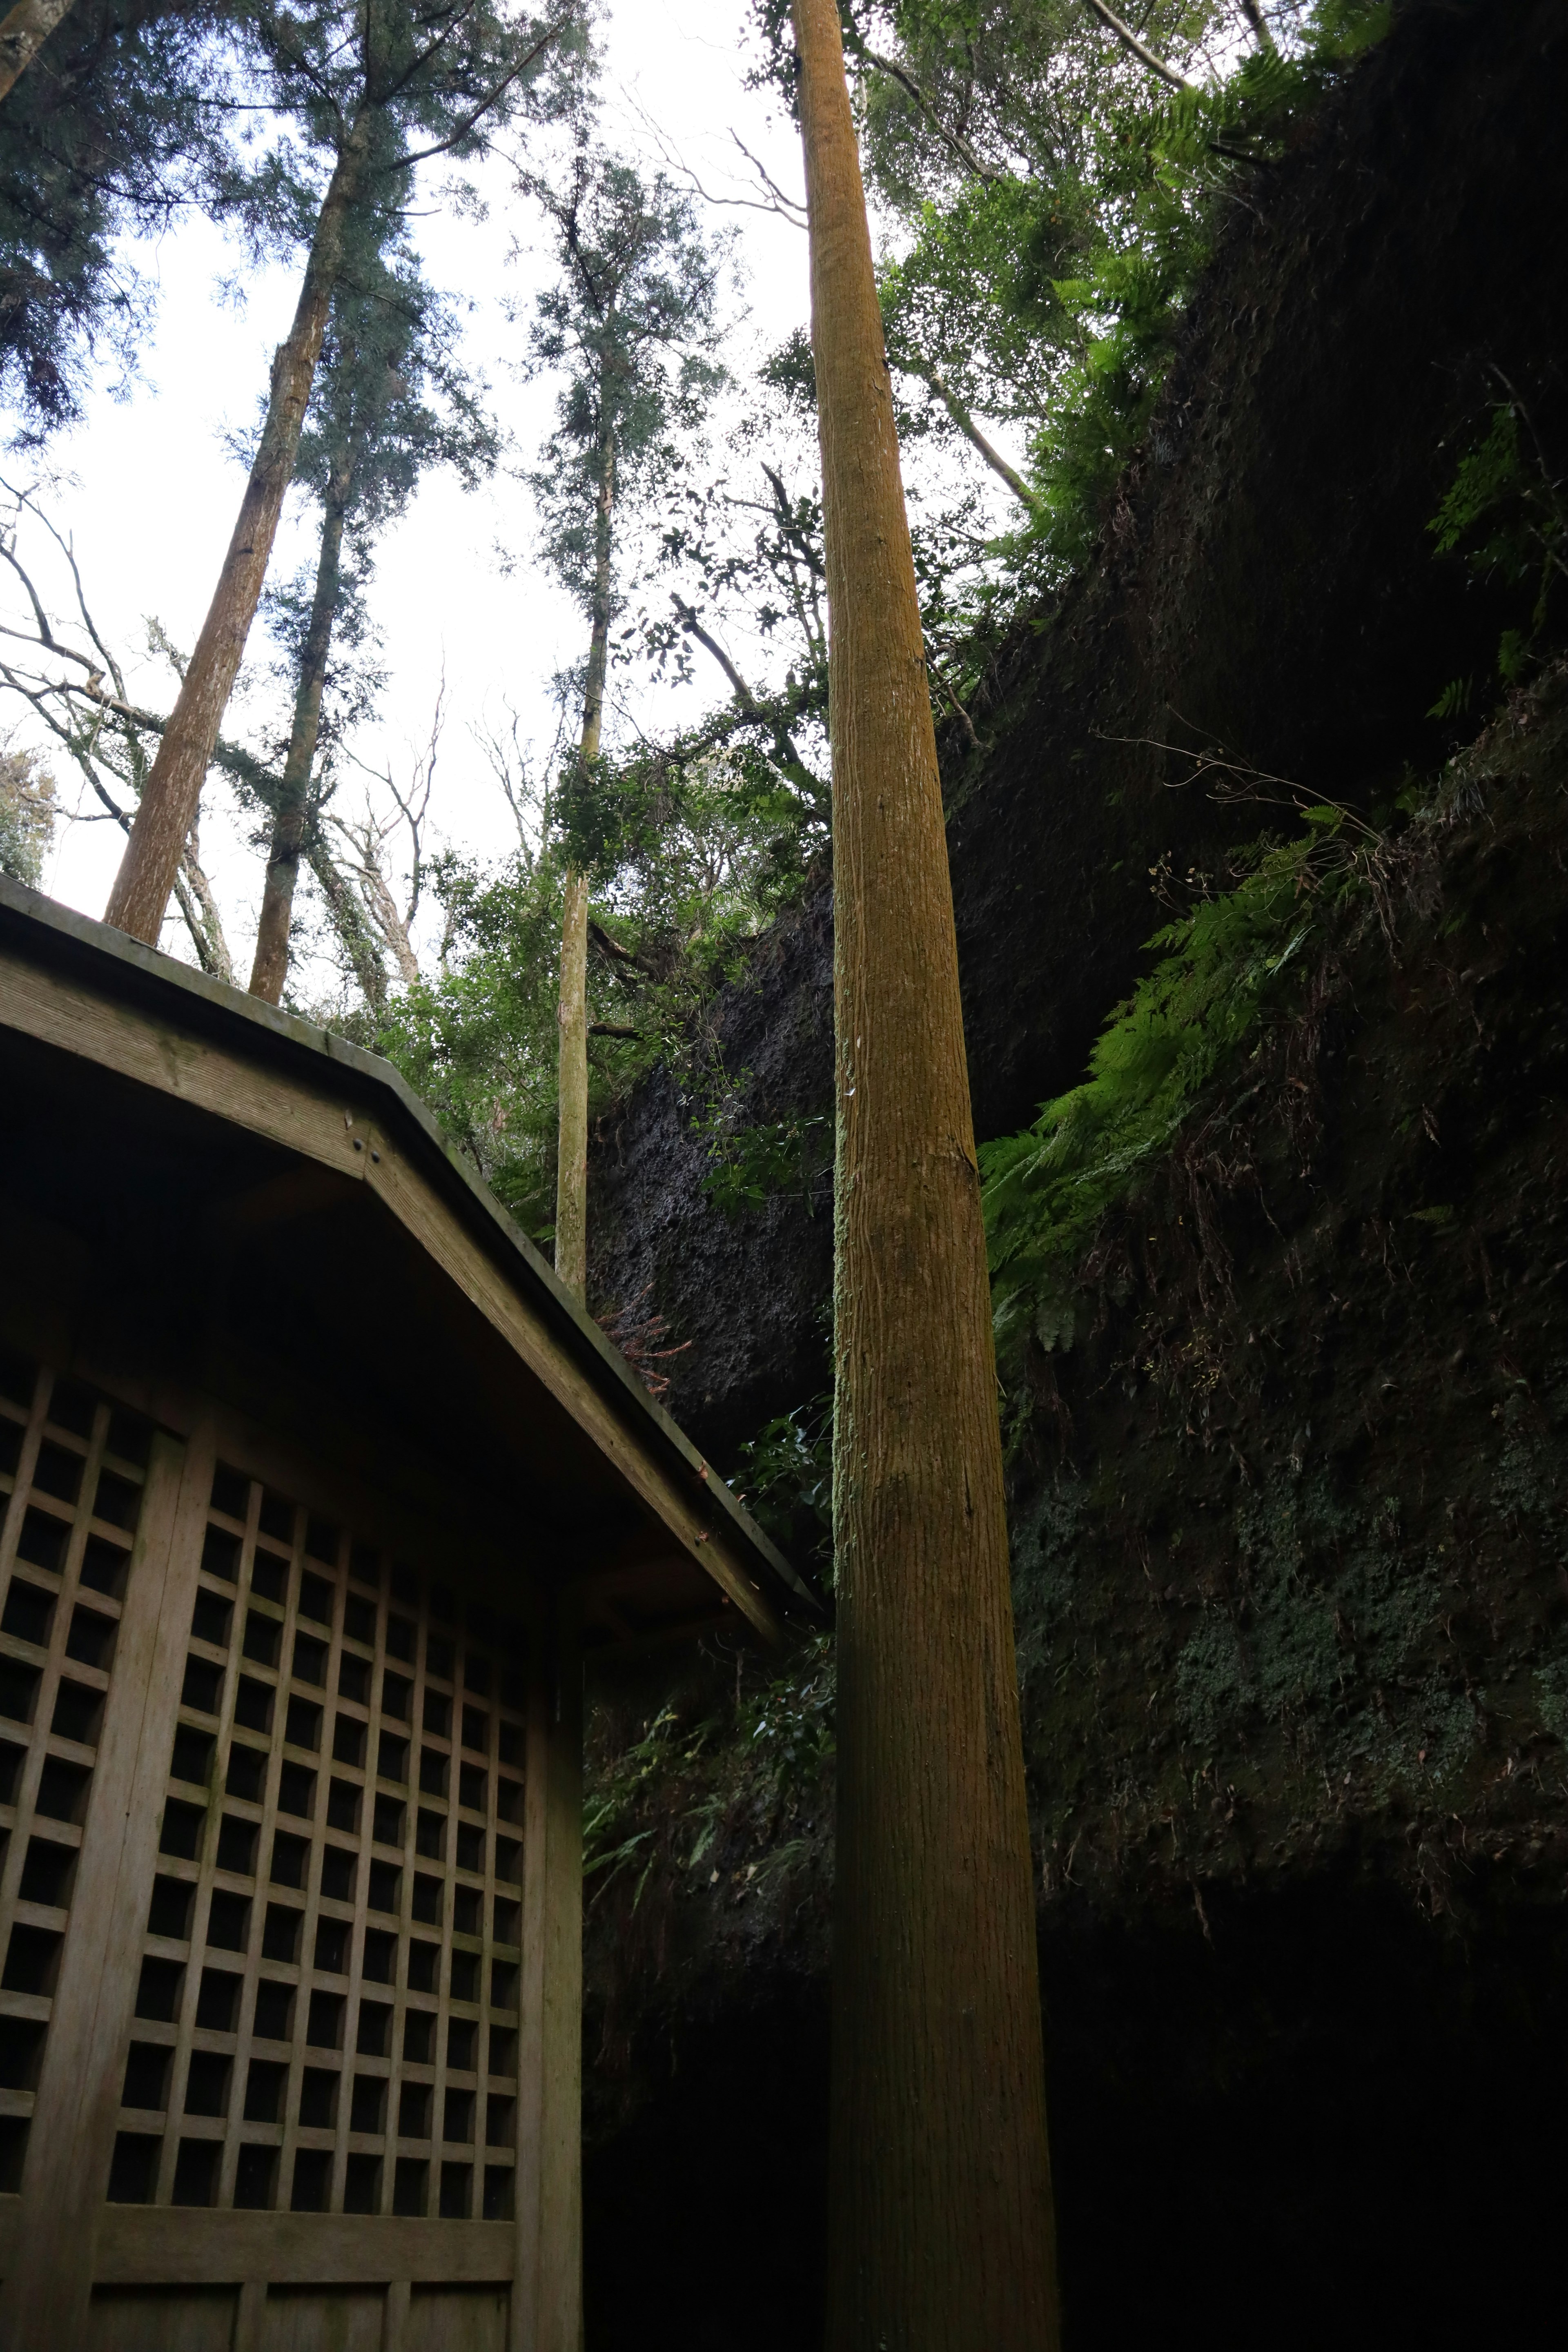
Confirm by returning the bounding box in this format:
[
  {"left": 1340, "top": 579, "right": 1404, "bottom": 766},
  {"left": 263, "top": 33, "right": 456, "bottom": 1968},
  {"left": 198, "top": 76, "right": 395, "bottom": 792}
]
[
  {"left": 0, "top": 878, "right": 807, "bottom": 1611},
  {"left": 363, "top": 1140, "right": 783, "bottom": 1644},
  {"left": 0, "top": 937, "right": 367, "bottom": 1178},
  {"left": 0, "top": 893, "right": 801, "bottom": 1637}
]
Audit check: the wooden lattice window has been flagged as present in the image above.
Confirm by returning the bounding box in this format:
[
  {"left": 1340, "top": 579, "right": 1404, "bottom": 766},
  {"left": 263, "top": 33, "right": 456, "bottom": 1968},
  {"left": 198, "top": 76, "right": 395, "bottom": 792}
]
[
  {"left": 0, "top": 1349, "right": 151, "bottom": 2198},
  {"left": 108, "top": 1455, "right": 528, "bottom": 2221}
]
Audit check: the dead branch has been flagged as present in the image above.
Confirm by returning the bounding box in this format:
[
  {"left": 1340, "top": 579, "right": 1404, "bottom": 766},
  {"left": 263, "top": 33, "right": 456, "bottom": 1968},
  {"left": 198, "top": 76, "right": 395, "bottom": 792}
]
[
  {"left": 669, "top": 591, "right": 823, "bottom": 799},
  {"left": 472, "top": 702, "right": 548, "bottom": 859},
  {"left": 847, "top": 37, "right": 1002, "bottom": 183},
  {"left": 1082, "top": 0, "right": 1193, "bottom": 90},
  {"left": 307, "top": 838, "right": 389, "bottom": 1011},
  {"left": 890, "top": 352, "right": 1043, "bottom": 514},
  {"left": 329, "top": 804, "right": 422, "bottom": 986},
  {"left": 589, "top": 917, "right": 658, "bottom": 977}
]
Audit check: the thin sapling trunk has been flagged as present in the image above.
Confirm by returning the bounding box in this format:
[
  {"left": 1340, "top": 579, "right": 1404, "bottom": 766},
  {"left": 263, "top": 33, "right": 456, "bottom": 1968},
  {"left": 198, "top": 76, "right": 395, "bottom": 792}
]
[
  {"left": 791, "top": 0, "right": 1062, "bottom": 2345},
  {"left": 553, "top": 434, "right": 613, "bottom": 1299},
  {"left": 105, "top": 115, "right": 371, "bottom": 945},
  {"left": 249, "top": 436, "right": 359, "bottom": 1004}
]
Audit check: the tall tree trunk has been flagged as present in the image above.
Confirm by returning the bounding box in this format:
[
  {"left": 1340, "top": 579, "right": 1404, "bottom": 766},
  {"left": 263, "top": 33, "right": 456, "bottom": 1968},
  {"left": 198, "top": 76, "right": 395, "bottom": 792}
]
[
  {"left": 553, "top": 435, "right": 614, "bottom": 1300},
  {"left": 791, "top": 4, "right": 1062, "bottom": 2348},
  {"left": 0, "top": 0, "right": 77, "bottom": 103},
  {"left": 249, "top": 437, "right": 359, "bottom": 1005},
  {"left": 104, "top": 114, "right": 371, "bottom": 947}
]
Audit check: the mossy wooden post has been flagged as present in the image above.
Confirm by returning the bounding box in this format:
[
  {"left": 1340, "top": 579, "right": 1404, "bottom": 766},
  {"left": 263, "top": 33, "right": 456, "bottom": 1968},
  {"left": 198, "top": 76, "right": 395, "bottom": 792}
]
[
  {"left": 554, "top": 437, "right": 614, "bottom": 1300},
  {"left": 249, "top": 436, "right": 361, "bottom": 1006},
  {"left": 791, "top": 2, "right": 1062, "bottom": 2345}
]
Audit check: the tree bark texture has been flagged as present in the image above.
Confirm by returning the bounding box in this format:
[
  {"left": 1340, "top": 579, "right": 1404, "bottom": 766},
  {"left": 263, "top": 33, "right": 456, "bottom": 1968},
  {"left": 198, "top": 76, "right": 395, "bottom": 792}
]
[
  {"left": 249, "top": 440, "right": 358, "bottom": 1004},
  {"left": 791, "top": 4, "right": 1061, "bottom": 2348},
  {"left": 0, "top": 0, "right": 77, "bottom": 102},
  {"left": 104, "top": 117, "right": 370, "bottom": 947},
  {"left": 553, "top": 437, "right": 614, "bottom": 1300},
  {"left": 307, "top": 838, "right": 387, "bottom": 1011}
]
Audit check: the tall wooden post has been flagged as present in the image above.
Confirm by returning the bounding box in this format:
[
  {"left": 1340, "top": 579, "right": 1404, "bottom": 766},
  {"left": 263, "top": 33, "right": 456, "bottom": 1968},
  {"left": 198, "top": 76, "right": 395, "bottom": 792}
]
[
  {"left": 513, "top": 1588, "right": 584, "bottom": 2352},
  {"left": 0, "top": 1423, "right": 214, "bottom": 2349},
  {"left": 791, "top": 1, "right": 1062, "bottom": 2345}
]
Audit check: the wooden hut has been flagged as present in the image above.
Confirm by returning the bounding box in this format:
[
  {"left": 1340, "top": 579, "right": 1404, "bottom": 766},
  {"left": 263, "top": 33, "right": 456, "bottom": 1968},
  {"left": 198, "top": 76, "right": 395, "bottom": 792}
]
[{"left": 0, "top": 876, "right": 805, "bottom": 2349}]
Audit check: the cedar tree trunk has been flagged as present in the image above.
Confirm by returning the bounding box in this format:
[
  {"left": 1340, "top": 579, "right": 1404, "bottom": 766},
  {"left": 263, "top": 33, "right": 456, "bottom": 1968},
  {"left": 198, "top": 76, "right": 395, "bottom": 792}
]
[
  {"left": 248, "top": 436, "right": 359, "bottom": 1004},
  {"left": 553, "top": 434, "right": 614, "bottom": 1299},
  {"left": 104, "top": 115, "right": 370, "bottom": 946},
  {"left": 0, "top": 0, "right": 76, "bottom": 101},
  {"left": 792, "top": 2, "right": 1062, "bottom": 2345}
]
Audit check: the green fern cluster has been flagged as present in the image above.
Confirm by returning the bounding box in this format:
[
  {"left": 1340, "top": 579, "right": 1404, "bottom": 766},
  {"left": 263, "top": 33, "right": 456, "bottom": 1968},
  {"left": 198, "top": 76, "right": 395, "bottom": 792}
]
[
  {"left": 1428, "top": 399, "right": 1567, "bottom": 711},
  {"left": 980, "top": 806, "right": 1363, "bottom": 1367}
]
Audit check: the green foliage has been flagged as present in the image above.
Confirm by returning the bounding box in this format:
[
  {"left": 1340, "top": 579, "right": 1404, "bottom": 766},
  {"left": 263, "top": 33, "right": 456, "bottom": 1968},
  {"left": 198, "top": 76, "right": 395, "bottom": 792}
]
[
  {"left": 521, "top": 139, "right": 729, "bottom": 627},
  {"left": 981, "top": 804, "right": 1368, "bottom": 1366},
  {"left": 583, "top": 1706, "right": 698, "bottom": 1906},
  {"left": 734, "top": 1631, "right": 836, "bottom": 1793},
  {"left": 732, "top": 1390, "right": 834, "bottom": 1581},
  {"left": 376, "top": 736, "right": 825, "bottom": 1241},
  {"left": 559, "top": 735, "right": 821, "bottom": 919},
  {"left": 376, "top": 848, "right": 569, "bottom": 1235},
  {"left": 0, "top": 743, "right": 55, "bottom": 885},
  {"left": 0, "top": 0, "right": 254, "bottom": 435},
  {"left": 1428, "top": 397, "right": 1567, "bottom": 696},
  {"left": 695, "top": 1109, "right": 830, "bottom": 1218},
  {"left": 858, "top": 1, "right": 1393, "bottom": 608},
  {"left": 581, "top": 1633, "right": 835, "bottom": 1912}
]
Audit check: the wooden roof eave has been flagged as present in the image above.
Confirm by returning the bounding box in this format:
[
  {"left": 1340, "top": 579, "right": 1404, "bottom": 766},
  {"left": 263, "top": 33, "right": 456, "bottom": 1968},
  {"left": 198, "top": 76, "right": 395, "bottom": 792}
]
[{"left": 0, "top": 877, "right": 818, "bottom": 1642}]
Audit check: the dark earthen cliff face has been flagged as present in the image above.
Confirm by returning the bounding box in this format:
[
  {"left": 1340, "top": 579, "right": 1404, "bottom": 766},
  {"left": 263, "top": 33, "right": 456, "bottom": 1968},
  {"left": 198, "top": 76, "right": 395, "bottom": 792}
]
[
  {"left": 581, "top": 671, "right": 1568, "bottom": 2352},
  {"left": 587, "top": 0, "right": 1568, "bottom": 1472}
]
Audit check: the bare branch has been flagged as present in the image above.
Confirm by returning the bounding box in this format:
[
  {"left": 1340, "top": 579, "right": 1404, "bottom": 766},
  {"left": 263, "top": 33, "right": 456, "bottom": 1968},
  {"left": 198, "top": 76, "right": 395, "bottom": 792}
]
[
  {"left": 385, "top": 11, "right": 576, "bottom": 173},
  {"left": 330, "top": 805, "right": 423, "bottom": 987},
  {"left": 175, "top": 826, "right": 235, "bottom": 982},
  {"left": 588, "top": 917, "right": 657, "bottom": 977},
  {"left": 472, "top": 704, "right": 546, "bottom": 859},
  {"left": 671, "top": 591, "right": 760, "bottom": 711},
  {"left": 0, "top": 473, "right": 130, "bottom": 701},
  {"left": 669, "top": 591, "right": 822, "bottom": 797},
  {"left": 618, "top": 96, "right": 808, "bottom": 225},
  {"left": 728, "top": 131, "right": 808, "bottom": 223},
  {"left": 1081, "top": 0, "right": 1193, "bottom": 91},
  {"left": 890, "top": 352, "right": 1044, "bottom": 516},
  {"left": 847, "top": 38, "right": 1002, "bottom": 183},
  {"left": 308, "top": 838, "right": 389, "bottom": 1011}
]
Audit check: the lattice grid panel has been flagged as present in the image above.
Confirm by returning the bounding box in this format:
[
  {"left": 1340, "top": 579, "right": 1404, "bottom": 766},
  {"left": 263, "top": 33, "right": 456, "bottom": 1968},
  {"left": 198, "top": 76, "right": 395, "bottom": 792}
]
[
  {"left": 0, "top": 1348, "right": 151, "bottom": 2197},
  {"left": 107, "top": 1454, "right": 528, "bottom": 2222}
]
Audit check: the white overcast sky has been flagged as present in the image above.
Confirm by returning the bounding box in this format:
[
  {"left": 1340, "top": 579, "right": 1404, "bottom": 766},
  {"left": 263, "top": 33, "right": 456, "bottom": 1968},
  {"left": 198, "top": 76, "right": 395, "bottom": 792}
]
[{"left": 4, "top": 0, "right": 1015, "bottom": 990}]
